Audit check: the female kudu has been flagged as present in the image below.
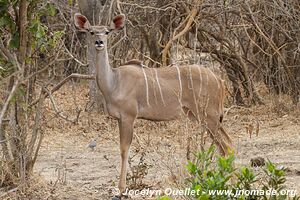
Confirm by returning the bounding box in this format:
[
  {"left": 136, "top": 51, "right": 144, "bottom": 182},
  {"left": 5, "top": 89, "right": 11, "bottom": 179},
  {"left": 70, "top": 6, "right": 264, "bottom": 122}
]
[{"left": 74, "top": 13, "right": 231, "bottom": 199}]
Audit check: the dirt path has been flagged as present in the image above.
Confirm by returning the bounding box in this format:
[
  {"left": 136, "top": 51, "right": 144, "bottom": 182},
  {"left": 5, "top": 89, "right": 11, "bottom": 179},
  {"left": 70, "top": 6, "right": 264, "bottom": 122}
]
[{"left": 34, "top": 85, "right": 300, "bottom": 199}]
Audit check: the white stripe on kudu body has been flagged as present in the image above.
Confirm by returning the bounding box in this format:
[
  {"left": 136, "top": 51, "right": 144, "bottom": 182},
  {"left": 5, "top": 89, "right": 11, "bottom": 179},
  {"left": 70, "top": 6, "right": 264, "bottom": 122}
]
[
  {"left": 197, "top": 66, "right": 203, "bottom": 98},
  {"left": 141, "top": 66, "right": 150, "bottom": 106},
  {"left": 74, "top": 13, "right": 231, "bottom": 199},
  {"left": 189, "top": 65, "right": 199, "bottom": 117},
  {"left": 175, "top": 65, "right": 183, "bottom": 103},
  {"left": 209, "top": 69, "right": 221, "bottom": 89},
  {"left": 153, "top": 68, "right": 166, "bottom": 106}
]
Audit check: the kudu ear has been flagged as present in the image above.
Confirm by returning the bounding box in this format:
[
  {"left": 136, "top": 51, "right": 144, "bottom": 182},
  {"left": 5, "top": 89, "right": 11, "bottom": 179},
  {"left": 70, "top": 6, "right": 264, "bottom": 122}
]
[
  {"left": 110, "top": 14, "right": 125, "bottom": 31},
  {"left": 74, "top": 13, "right": 91, "bottom": 32}
]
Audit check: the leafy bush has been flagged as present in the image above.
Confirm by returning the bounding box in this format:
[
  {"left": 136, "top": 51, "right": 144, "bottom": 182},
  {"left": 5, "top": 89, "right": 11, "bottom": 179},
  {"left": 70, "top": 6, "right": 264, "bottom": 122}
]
[
  {"left": 159, "top": 146, "right": 299, "bottom": 200},
  {"left": 0, "top": 0, "right": 64, "bottom": 187}
]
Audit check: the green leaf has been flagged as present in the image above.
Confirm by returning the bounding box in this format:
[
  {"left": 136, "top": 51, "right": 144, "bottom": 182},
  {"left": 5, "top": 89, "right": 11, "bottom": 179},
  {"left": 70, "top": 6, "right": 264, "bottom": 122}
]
[
  {"left": 157, "top": 196, "right": 172, "bottom": 200},
  {"left": 9, "top": 32, "right": 20, "bottom": 49},
  {"left": 0, "top": 1, "right": 9, "bottom": 12},
  {"left": 36, "top": 24, "right": 46, "bottom": 38},
  {"left": 199, "top": 194, "right": 209, "bottom": 200},
  {"left": 0, "top": 14, "right": 15, "bottom": 30},
  {"left": 187, "top": 161, "right": 197, "bottom": 174},
  {"left": 46, "top": 3, "right": 56, "bottom": 16}
]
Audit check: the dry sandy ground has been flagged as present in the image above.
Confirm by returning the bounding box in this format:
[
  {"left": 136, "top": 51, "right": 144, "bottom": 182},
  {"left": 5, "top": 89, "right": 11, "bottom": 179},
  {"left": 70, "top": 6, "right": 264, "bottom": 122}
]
[{"left": 32, "top": 83, "right": 300, "bottom": 200}]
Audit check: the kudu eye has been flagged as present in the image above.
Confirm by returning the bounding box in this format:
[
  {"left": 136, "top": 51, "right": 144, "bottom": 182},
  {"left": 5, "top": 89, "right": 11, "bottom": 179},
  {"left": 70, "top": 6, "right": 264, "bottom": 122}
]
[
  {"left": 90, "top": 31, "right": 94, "bottom": 35},
  {"left": 105, "top": 30, "right": 110, "bottom": 35}
]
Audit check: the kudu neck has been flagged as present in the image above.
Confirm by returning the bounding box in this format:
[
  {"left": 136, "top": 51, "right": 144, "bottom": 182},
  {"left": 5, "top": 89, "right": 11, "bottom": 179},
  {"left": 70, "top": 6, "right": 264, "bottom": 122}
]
[{"left": 95, "top": 48, "right": 116, "bottom": 96}]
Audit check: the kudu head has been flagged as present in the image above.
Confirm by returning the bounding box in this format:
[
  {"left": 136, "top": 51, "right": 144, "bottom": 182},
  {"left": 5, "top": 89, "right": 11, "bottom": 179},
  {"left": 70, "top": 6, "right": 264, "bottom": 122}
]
[{"left": 74, "top": 13, "right": 125, "bottom": 51}]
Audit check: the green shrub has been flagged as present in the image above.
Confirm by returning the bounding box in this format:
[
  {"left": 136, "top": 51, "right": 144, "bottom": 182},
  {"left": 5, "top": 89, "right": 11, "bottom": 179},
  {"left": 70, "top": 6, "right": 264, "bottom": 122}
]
[{"left": 159, "top": 146, "right": 299, "bottom": 200}]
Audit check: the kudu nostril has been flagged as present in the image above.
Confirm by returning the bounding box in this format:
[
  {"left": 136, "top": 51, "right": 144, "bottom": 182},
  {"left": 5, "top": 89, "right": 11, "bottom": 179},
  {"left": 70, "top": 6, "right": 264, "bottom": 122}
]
[{"left": 95, "top": 40, "right": 104, "bottom": 46}]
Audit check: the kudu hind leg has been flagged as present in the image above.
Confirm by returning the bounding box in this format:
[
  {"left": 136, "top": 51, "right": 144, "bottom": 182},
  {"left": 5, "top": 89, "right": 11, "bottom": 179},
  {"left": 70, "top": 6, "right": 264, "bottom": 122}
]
[
  {"left": 219, "top": 126, "right": 232, "bottom": 147},
  {"left": 206, "top": 115, "right": 228, "bottom": 156},
  {"left": 117, "top": 117, "right": 134, "bottom": 196}
]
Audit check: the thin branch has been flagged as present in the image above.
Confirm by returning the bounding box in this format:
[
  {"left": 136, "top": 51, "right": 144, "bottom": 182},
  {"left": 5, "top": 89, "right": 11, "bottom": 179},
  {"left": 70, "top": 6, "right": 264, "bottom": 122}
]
[
  {"left": 24, "top": 58, "right": 57, "bottom": 81},
  {"left": 0, "top": 40, "right": 14, "bottom": 62},
  {"left": 161, "top": 1, "right": 201, "bottom": 66},
  {"left": 0, "top": 186, "right": 19, "bottom": 198},
  {"left": 27, "top": 89, "right": 45, "bottom": 159},
  {"left": 31, "top": 129, "right": 44, "bottom": 170},
  {"left": 63, "top": 44, "right": 88, "bottom": 66},
  {"left": 30, "top": 73, "right": 95, "bottom": 107},
  {"left": 0, "top": 75, "right": 20, "bottom": 160},
  {"left": 45, "top": 88, "right": 81, "bottom": 124}
]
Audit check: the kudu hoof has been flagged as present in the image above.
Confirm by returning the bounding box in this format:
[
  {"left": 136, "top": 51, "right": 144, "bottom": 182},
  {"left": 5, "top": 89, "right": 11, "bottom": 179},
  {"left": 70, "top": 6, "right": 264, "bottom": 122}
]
[{"left": 112, "top": 195, "right": 121, "bottom": 200}]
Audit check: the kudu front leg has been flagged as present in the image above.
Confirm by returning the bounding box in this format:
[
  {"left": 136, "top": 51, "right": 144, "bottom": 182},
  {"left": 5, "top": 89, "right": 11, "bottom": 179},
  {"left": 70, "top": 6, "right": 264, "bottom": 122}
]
[{"left": 116, "top": 117, "right": 134, "bottom": 198}]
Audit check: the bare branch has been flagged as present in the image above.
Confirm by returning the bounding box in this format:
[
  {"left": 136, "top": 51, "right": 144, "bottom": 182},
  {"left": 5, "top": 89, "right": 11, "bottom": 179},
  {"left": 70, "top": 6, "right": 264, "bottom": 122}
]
[
  {"left": 161, "top": 1, "right": 201, "bottom": 66},
  {"left": 45, "top": 88, "right": 82, "bottom": 124},
  {"left": 0, "top": 75, "right": 20, "bottom": 160},
  {"left": 27, "top": 90, "right": 45, "bottom": 160},
  {"left": 30, "top": 73, "right": 95, "bottom": 107}
]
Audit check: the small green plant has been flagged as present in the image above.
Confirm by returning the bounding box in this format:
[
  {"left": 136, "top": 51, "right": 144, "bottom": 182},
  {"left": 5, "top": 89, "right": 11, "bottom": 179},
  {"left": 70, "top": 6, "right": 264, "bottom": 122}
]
[
  {"left": 261, "top": 161, "right": 290, "bottom": 200},
  {"left": 159, "top": 146, "right": 299, "bottom": 200},
  {"left": 157, "top": 196, "right": 173, "bottom": 200},
  {"left": 186, "top": 146, "right": 235, "bottom": 199}
]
